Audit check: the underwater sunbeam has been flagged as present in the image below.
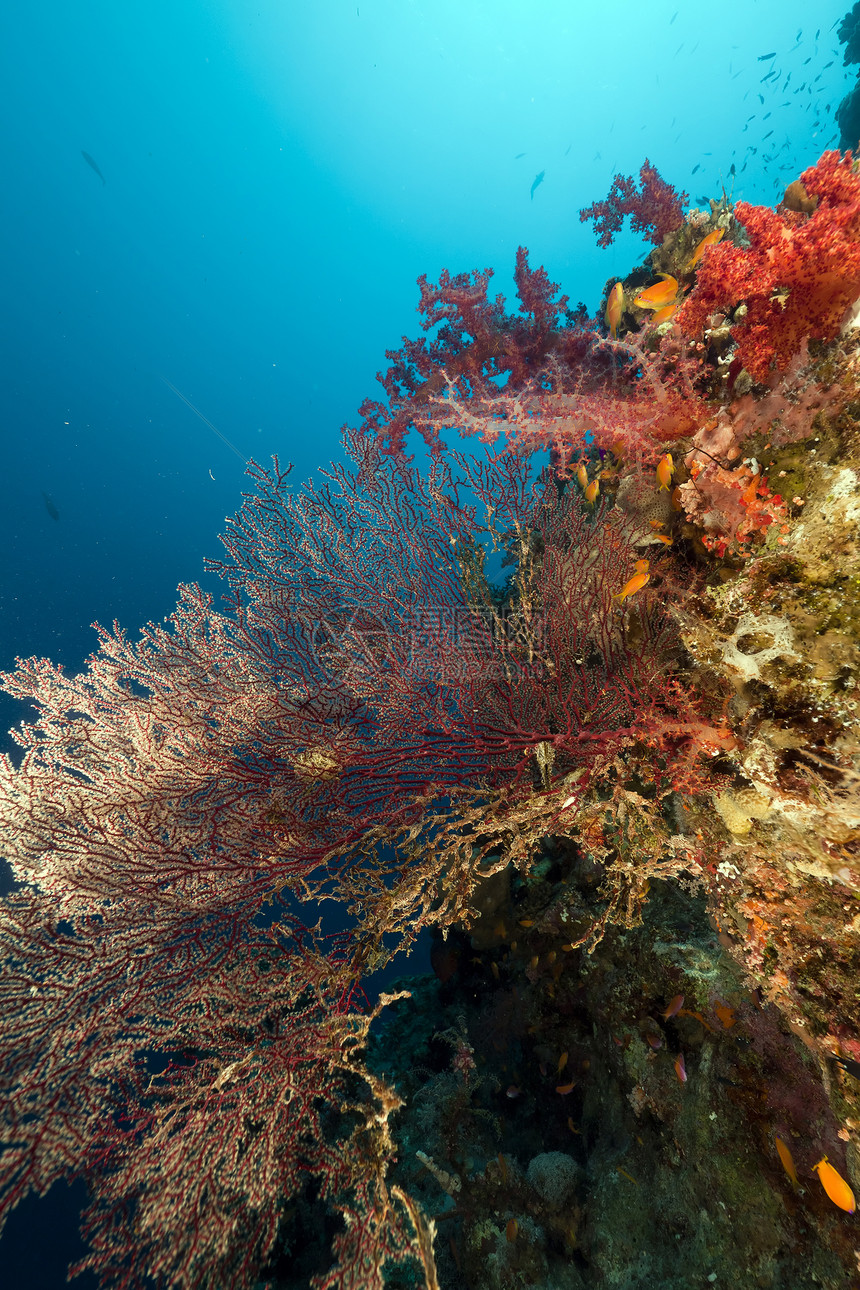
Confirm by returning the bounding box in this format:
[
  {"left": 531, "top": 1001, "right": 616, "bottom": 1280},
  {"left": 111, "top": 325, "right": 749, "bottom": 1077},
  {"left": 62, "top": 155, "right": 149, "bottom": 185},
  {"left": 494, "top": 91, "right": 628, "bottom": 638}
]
[{"left": 159, "top": 375, "right": 249, "bottom": 464}]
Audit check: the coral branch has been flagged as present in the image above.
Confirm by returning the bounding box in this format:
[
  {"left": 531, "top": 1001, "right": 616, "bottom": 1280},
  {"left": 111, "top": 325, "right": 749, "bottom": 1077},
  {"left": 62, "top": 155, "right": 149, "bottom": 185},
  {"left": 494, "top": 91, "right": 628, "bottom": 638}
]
[{"left": 579, "top": 159, "right": 688, "bottom": 249}]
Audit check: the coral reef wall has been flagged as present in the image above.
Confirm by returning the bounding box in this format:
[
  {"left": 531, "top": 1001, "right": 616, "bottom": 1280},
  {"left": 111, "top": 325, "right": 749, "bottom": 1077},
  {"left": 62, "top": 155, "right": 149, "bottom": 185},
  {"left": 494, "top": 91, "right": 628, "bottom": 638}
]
[{"left": 3, "top": 151, "right": 860, "bottom": 1288}]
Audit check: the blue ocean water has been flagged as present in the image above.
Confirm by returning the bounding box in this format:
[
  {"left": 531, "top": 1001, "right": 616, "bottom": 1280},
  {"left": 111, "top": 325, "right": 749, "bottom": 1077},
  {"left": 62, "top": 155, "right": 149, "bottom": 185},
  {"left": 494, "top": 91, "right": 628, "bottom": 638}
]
[{"left": 0, "top": 1, "right": 850, "bottom": 1284}]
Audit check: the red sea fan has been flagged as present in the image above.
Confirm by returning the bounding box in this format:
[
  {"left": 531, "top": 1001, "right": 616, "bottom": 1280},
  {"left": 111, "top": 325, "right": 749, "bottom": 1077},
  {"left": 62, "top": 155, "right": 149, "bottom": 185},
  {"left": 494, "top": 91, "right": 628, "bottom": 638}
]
[
  {"left": 678, "top": 150, "right": 860, "bottom": 382},
  {"left": 578, "top": 159, "right": 688, "bottom": 249}
]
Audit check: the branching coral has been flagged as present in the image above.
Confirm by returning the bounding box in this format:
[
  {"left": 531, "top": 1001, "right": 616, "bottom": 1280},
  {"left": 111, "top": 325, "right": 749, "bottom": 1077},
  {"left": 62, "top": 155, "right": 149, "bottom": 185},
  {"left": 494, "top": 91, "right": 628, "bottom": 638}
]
[
  {"left": 578, "top": 159, "right": 689, "bottom": 249},
  {"left": 364, "top": 253, "right": 709, "bottom": 471}
]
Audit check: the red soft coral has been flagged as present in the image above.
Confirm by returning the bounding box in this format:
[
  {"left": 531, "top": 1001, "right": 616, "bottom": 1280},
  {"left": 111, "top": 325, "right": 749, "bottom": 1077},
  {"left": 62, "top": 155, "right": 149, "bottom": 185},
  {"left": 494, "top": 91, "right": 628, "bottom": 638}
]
[
  {"left": 678, "top": 150, "right": 860, "bottom": 382},
  {"left": 579, "top": 159, "right": 688, "bottom": 249}
]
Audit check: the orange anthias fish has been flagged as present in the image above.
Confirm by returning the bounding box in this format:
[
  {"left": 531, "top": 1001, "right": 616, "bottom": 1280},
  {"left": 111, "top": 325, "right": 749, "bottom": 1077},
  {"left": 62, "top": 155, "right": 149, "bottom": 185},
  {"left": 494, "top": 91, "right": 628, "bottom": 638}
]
[
  {"left": 650, "top": 302, "right": 679, "bottom": 325},
  {"left": 775, "top": 1137, "right": 799, "bottom": 1187},
  {"left": 634, "top": 274, "right": 678, "bottom": 311},
  {"left": 674, "top": 1052, "right": 687, "bottom": 1084},
  {"left": 614, "top": 562, "right": 650, "bottom": 604},
  {"left": 606, "top": 282, "right": 624, "bottom": 338},
  {"left": 812, "top": 1157, "right": 856, "bottom": 1212},
  {"left": 656, "top": 453, "right": 674, "bottom": 491},
  {"left": 662, "top": 993, "right": 684, "bottom": 1020},
  {"left": 584, "top": 478, "right": 600, "bottom": 504},
  {"left": 688, "top": 226, "right": 725, "bottom": 269}
]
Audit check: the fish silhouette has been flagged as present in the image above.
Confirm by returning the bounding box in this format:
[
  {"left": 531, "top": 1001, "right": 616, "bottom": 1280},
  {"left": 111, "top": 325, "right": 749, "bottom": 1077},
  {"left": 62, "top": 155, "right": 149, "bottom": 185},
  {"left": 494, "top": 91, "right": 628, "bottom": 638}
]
[
  {"left": 42, "top": 492, "right": 59, "bottom": 521},
  {"left": 530, "top": 169, "right": 545, "bottom": 200},
  {"left": 81, "top": 150, "right": 106, "bottom": 185}
]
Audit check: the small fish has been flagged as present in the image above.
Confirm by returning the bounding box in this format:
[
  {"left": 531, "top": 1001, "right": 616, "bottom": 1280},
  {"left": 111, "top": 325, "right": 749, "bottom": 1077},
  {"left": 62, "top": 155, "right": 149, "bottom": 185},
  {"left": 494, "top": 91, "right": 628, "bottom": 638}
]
[
  {"left": 633, "top": 558, "right": 650, "bottom": 573},
  {"left": 41, "top": 491, "right": 60, "bottom": 521},
  {"left": 584, "top": 478, "right": 600, "bottom": 505},
  {"left": 757, "top": 51, "right": 776, "bottom": 60},
  {"left": 506, "top": 1084, "right": 521, "bottom": 1098},
  {"left": 634, "top": 274, "right": 678, "bottom": 310},
  {"left": 775, "top": 1137, "right": 799, "bottom": 1186},
  {"left": 617, "top": 1166, "right": 639, "bottom": 1184},
  {"left": 605, "top": 281, "right": 624, "bottom": 339},
  {"left": 498, "top": 1153, "right": 508, "bottom": 1183},
  {"left": 812, "top": 1157, "right": 855, "bottom": 1212},
  {"left": 653, "top": 533, "right": 674, "bottom": 545},
  {"left": 558, "top": 1051, "right": 569, "bottom": 1074},
  {"left": 651, "top": 302, "right": 678, "bottom": 325},
  {"left": 515, "top": 151, "right": 526, "bottom": 159},
  {"left": 577, "top": 463, "right": 589, "bottom": 491},
  {"left": 567, "top": 1117, "right": 581, "bottom": 1134},
  {"left": 506, "top": 1217, "right": 518, "bottom": 1242},
  {"left": 81, "top": 150, "right": 106, "bottom": 185},
  {"left": 689, "top": 227, "right": 725, "bottom": 268},
  {"left": 555, "top": 1081, "right": 576, "bottom": 1095},
  {"left": 674, "top": 1052, "right": 687, "bottom": 1084},
  {"left": 530, "top": 169, "right": 545, "bottom": 199},
  {"left": 656, "top": 453, "right": 674, "bottom": 491},
  {"left": 614, "top": 567, "right": 650, "bottom": 604},
  {"left": 662, "top": 994, "right": 684, "bottom": 1020}
]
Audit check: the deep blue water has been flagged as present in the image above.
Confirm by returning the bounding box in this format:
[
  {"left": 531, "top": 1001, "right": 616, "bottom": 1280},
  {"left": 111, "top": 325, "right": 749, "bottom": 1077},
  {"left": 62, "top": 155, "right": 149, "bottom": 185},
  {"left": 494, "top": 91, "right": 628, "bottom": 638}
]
[{"left": 0, "top": 1, "right": 850, "bottom": 1284}]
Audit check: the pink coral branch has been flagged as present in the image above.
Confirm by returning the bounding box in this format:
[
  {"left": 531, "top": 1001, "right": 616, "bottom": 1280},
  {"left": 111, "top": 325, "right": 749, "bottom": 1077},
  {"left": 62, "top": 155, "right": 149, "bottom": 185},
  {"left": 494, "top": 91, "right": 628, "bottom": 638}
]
[{"left": 579, "top": 159, "right": 688, "bottom": 249}]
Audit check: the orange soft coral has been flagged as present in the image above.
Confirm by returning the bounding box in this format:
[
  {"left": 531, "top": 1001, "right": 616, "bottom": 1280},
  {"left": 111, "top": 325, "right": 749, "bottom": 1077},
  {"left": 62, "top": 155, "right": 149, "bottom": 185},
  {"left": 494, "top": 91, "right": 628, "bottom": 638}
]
[
  {"left": 678, "top": 151, "right": 860, "bottom": 383},
  {"left": 679, "top": 458, "right": 787, "bottom": 558}
]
